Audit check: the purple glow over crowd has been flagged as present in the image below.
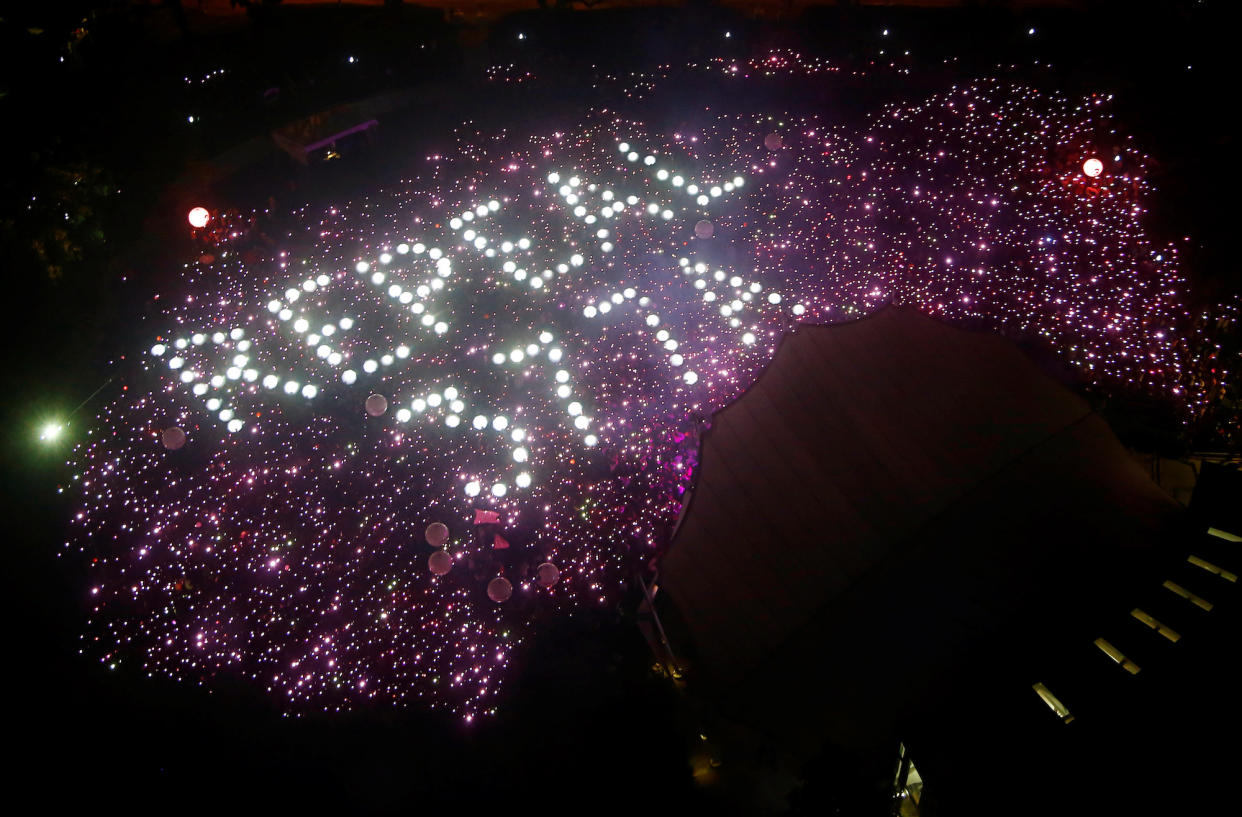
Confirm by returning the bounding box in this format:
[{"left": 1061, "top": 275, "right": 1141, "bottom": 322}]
[{"left": 67, "top": 53, "right": 1227, "bottom": 721}]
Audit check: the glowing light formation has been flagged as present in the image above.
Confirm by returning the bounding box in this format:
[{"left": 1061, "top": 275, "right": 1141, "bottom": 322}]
[{"left": 73, "top": 58, "right": 1209, "bottom": 724}]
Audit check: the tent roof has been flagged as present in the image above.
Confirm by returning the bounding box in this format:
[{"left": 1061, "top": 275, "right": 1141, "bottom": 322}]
[{"left": 659, "top": 307, "right": 1183, "bottom": 752}]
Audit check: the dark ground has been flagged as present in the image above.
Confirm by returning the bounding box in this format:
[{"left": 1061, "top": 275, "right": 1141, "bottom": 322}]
[{"left": 3, "top": 2, "right": 1238, "bottom": 813}]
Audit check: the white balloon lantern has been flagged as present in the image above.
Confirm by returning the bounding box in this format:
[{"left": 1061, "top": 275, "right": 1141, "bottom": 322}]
[
  {"left": 187, "top": 207, "right": 210, "bottom": 229},
  {"left": 487, "top": 576, "right": 513, "bottom": 603},
  {"left": 429, "top": 550, "right": 453, "bottom": 576},
  {"left": 694, "top": 220, "right": 714, "bottom": 239},
  {"left": 1082, "top": 157, "right": 1104, "bottom": 178},
  {"left": 425, "top": 522, "right": 450, "bottom": 547},
  {"left": 161, "top": 427, "right": 186, "bottom": 450},
  {"left": 365, "top": 393, "right": 388, "bottom": 417},
  {"left": 536, "top": 562, "right": 560, "bottom": 588},
  {"left": 764, "top": 132, "right": 783, "bottom": 151}
]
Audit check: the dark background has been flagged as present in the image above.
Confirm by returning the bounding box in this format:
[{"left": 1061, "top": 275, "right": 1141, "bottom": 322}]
[{"left": 3, "top": 2, "right": 1236, "bottom": 812}]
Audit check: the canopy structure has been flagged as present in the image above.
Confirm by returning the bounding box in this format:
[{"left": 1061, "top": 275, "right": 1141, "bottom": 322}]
[
  {"left": 659, "top": 307, "right": 1186, "bottom": 763},
  {"left": 272, "top": 103, "right": 379, "bottom": 165}
]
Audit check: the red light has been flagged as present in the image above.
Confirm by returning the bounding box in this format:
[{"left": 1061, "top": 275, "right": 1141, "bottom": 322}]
[{"left": 188, "top": 207, "right": 211, "bottom": 229}]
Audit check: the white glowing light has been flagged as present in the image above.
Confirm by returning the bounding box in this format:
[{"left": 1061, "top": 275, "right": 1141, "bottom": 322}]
[
  {"left": 473, "top": 414, "right": 489, "bottom": 430},
  {"left": 515, "top": 472, "right": 532, "bottom": 488},
  {"left": 465, "top": 480, "right": 481, "bottom": 497},
  {"left": 492, "top": 483, "right": 507, "bottom": 497},
  {"left": 492, "top": 416, "right": 509, "bottom": 431},
  {"left": 683, "top": 371, "right": 699, "bottom": 385}
]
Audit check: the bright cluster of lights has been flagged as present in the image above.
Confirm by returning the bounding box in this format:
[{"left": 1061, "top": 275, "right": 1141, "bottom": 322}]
[{"left": 68, "top": 53, "right": 1228, "bottom": 722}]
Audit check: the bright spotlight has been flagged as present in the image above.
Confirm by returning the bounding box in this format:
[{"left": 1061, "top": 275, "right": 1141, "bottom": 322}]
[{"left": 187, "top": 207, "right": 211, "bottom": 229}]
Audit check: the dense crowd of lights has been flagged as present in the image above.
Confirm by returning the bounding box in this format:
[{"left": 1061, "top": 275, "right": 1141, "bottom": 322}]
[{"left": 68, "top": 53, "right": 1233, "bottom": 721}]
